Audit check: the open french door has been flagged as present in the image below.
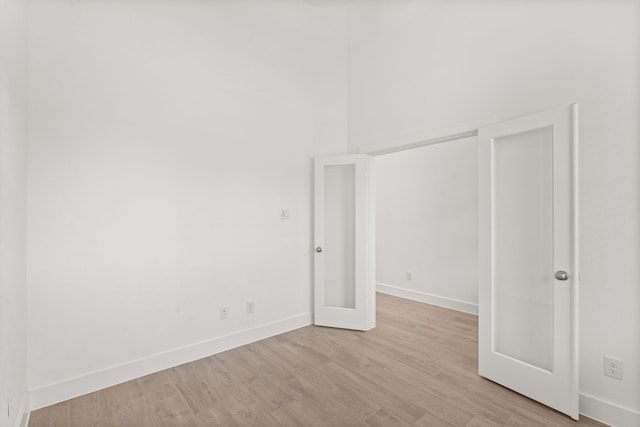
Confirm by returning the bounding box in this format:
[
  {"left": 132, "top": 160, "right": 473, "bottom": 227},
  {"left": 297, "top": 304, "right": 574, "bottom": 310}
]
[
  {"left": 478, "top": 105, "right": 579, "bottom": 419},
  {"left": 314, "top": 154, "right": 375, "bottom": 331}
]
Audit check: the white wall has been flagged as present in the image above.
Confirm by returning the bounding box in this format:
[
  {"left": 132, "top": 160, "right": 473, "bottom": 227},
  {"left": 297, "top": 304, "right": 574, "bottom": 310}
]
[
  {"left": 375, "top": 137, "right": 478, "bottom": 313},
  {"left": 23, "top": 1, "right": 640, "bottom": 423},
  {"left": 27, "top": 0, "right": 348, "bottom": 406},
  {"left": 0, "top": 0, "right": 28, "bottom": 425},
  {"left": 348, "top": 0, "right": 640, "bottom": 424}
]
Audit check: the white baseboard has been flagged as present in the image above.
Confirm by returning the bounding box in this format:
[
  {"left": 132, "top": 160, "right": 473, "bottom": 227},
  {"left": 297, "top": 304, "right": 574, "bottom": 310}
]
[
  {"left": 26, "top": 305, "right": 639, "bottom": 427},
  {"left": 580, "top": 392, "right": 640, "bottom": 427},
  {"left": 29, "top": 313, "right": 312, "bottom": 411},
  {"left": 377, "top": 282, "right": 478, "bottom": 315}
]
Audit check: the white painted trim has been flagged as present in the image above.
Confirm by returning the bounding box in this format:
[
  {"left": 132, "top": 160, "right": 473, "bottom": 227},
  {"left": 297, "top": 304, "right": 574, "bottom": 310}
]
[
  {"left": 367, "top": 156, "right": 377, "bottom": 329},
  {"left": 16, "top": 392, "right": 29, "bottom": 427},
  {"left": 367, "top": 130, "right": 478, "bottom": 156},
  {"left": 570, "top": 102, "right": 580, "bottom": 419},
  {"left": 28, "top": 313, "right": 312, "bottom": 410},
  {"left": 19, "top": 411, "right": 29, "bottom": 427},
  {"left": 377, "top": 283, "right": 478, "bottom": 315},
  {"left": 362, "top": 105, "right": 579, "bottom": 157},
  {"left": 361, "top": 117, "right": 491, "bottom": 156},
  {"left": 580, "top": 392, "right": 640, "bottom": 427}
]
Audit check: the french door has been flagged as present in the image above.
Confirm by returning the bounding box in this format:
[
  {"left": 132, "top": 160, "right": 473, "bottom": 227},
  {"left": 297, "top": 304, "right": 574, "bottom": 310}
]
[
  {"left": 478, "top": 105, "right": 579, "bottom": 419},
  {"left": 313, "top": 154, "right": 375, "bottom": 331}
]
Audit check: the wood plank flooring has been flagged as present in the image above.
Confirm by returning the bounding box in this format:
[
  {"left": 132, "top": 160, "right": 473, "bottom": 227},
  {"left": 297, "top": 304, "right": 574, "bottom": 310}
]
[{"left": 29, "top": 293, "right": 606, "bottom": 426}]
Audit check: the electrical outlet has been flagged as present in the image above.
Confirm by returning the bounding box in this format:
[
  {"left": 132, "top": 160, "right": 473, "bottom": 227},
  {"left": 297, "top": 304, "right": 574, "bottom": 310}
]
[
  {"left": 604, "top": 355, "right": 623, "bottom": 380},
  {"left": 406, "top": 271, "right": 413, "bottom": 281},
  {"left": 247, "top": 301, "right": 255, "bottom": 314},
  {"left": 220, "top": 307, "right": 229, "bottom": 320}
]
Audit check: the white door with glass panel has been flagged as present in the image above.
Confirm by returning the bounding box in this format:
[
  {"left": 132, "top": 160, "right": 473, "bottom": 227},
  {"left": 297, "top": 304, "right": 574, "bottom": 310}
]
[
  {"left": 314, "top": 154, "right": 375, "bottom": 331},
  {"left": 478, "top": 105, "right": 579, "bottom": 419}
]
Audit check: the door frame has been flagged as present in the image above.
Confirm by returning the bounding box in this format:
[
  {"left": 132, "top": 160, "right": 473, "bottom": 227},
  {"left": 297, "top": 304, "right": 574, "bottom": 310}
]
[{"left": 363, "top": 103, "right": 579, "bottom": 418}]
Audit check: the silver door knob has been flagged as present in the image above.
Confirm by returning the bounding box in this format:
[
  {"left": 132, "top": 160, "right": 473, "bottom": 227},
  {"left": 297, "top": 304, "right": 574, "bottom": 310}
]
[
  {"left": 315, "top": 247, "right": 322, "bottom": 253},
  {"left": 555, "top": 270, "right": 569, "bottom": 281}
]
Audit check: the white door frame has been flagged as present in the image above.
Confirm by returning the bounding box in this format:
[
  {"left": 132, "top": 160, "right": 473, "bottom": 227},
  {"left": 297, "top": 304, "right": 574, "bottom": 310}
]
[{"left": 364, "top": 104, "right": 579, "bottom": 418}]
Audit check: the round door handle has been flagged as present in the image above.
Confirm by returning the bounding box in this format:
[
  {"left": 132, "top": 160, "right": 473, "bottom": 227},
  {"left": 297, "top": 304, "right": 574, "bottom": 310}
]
[
  {"left": 555, "top": 270, "right": 569, "bottom": 281},
  {"left": 315, "top": 247, "right": 323, "bottom": 253}
]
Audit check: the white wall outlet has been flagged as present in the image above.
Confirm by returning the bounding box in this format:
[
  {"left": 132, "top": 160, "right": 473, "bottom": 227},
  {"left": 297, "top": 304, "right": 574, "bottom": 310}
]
[
  {"left": 220, "top": 307, "right": 229, "bottom": 320},
  {"left": 406, "top": 271, "right": 413, "bottom": 281},
  {"left": 280, "top": 209, "right": 290, "bottom": 220},
  {"left": 247, "top": 301, "right": 255, "bottom": 314},
  {"left": 604, "top": 355, "right": 623, "bottom": 380}
]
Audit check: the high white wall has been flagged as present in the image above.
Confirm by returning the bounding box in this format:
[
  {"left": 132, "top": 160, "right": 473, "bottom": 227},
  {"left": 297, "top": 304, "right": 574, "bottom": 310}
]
[
  {"left": 23, "top": 1, "right": 640, "bottom": 423},
  {"left": 375, "top": 137, "right": 478, "bottom": 313},
  {"left": 348, "top": 0, "right": 640, "bottom": 424},
  {"left": 0, "top": 0, "right": 28, "bottom": 425},
  {"left": 27, "top": 0, "right": 347, "bottom": 406}
]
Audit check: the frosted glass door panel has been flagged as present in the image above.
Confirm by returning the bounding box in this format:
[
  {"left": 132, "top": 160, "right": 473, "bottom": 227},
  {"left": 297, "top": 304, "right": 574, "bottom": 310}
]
[
  {"left": 314, "top": 154, "right": 374, "bottom": 331},
  {"left": 494, "top": 126, "right": 554, "bottom": 372},
  {"left": 479, "top": 105, "right": 577, "bottom": 419},
  {"left": 323, "top": 164, "right": 356, "bottom": 309}
]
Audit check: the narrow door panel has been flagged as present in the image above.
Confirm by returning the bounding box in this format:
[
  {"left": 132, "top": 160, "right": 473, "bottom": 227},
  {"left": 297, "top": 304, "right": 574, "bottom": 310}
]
[{"left": 314, "top": 155, "right": 375, "bottom": 331}]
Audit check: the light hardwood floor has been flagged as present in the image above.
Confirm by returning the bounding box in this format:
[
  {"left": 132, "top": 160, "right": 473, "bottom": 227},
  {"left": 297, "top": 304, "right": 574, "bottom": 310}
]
[{"left": 29, "top": 293, "right": 606, "bottom": 426}]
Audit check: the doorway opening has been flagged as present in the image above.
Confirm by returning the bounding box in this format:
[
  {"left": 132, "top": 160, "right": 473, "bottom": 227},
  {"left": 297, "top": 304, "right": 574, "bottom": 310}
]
[{"left": 374, "top": 135, "right": 479, "bottom": 316}]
